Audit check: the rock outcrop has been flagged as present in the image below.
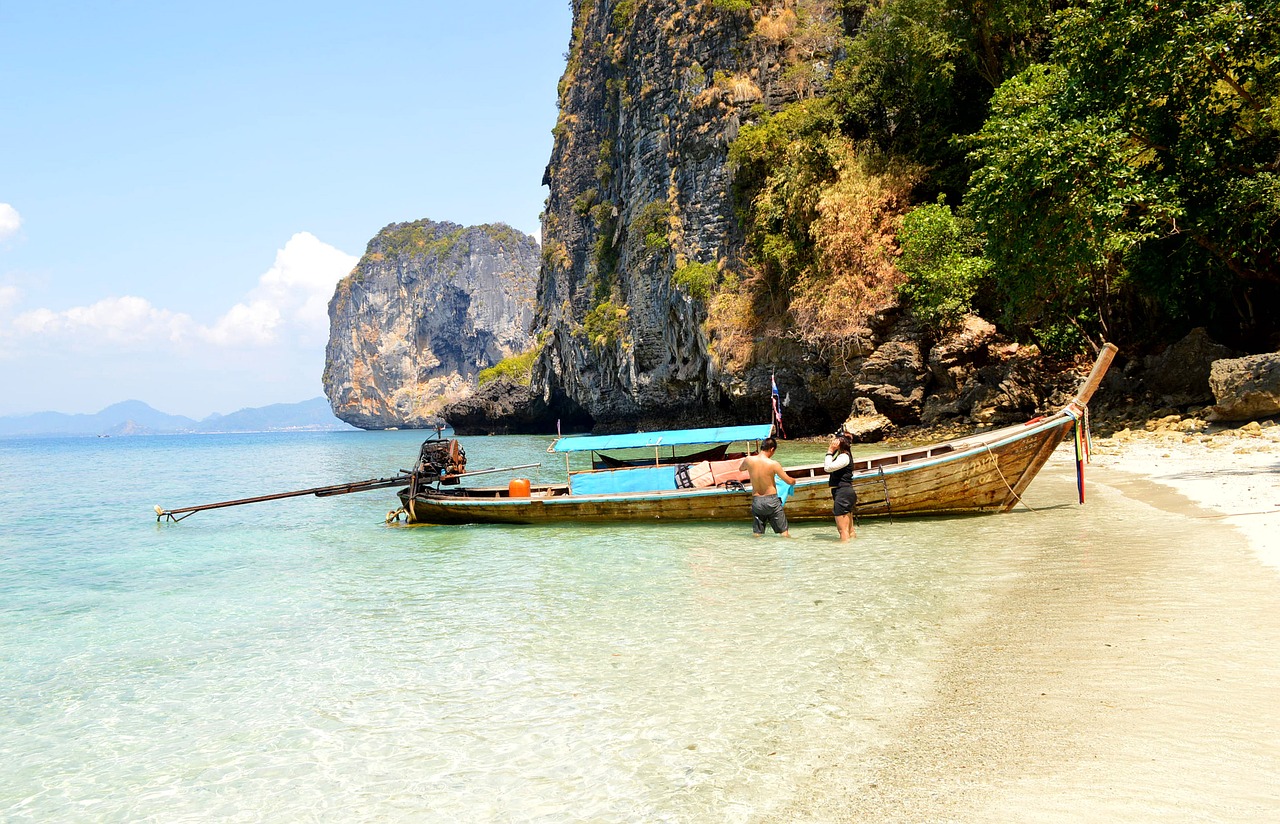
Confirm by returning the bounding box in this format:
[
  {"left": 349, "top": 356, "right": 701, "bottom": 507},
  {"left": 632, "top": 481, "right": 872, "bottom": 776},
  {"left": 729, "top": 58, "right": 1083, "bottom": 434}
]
[
  {"left": 921, "top": 315, "right": 999, "bottom": 422},
  {"left": 830, "top": 316, "right": 1083, "bottom": 432},
  {"left": 1143, "top": 327, "right": 1236, "bottom": 405},
  {"left": 440, "top": 380, "right": 550, "bottom": 436},
  {"left": 851, "top": 321, "right": 929, "bottom": 424},
  {"left": 441, "top": 378, "right": 594, "bottom": 436},
  {"left": 1207, "top": 353, "right": 1280, "bottom": 421},
  {"left": 840, "top": 397, "right": 893, "bottom": 442},
  {"left": 533, "top": 1, "right": 829, "bottom": 431},
  {"left": 324, "top": 220, "right": 538, "bottom": 429}
]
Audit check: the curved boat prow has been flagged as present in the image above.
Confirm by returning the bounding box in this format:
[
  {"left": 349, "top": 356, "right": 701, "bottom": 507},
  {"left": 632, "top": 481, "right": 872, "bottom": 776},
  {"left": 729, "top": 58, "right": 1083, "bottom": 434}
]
[{"left": 1071, "top": 342, "right": 1119, "bottom": 409}]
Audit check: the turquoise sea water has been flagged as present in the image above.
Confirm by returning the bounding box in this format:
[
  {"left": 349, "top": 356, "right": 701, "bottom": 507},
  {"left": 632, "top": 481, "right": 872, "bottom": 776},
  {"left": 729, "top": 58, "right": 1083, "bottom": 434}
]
[{"left": 2, "top": 431, "right": 1108, "bottom": 821}]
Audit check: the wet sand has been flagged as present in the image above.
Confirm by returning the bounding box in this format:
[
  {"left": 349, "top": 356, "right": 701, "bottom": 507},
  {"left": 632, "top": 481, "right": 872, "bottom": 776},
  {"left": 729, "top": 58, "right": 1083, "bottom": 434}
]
[{"left": 770, "top": 428, "right": 1280, "bottom": 822}]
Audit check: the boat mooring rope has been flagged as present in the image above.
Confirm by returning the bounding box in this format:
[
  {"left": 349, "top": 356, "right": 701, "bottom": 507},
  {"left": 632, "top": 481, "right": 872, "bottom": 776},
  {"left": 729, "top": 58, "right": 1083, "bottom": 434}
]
[
  {"left": 386, "top": 507, "right": 407, "bottom": 524},
  {"left": 984, "top": 443, "right": 1036, "bottom": 513}
]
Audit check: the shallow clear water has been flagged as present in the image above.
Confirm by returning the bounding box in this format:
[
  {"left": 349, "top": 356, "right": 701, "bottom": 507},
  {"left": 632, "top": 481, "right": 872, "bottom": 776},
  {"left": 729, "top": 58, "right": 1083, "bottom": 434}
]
[{"left": 0, "top": 431, "right": 1130, "bottom": 821}]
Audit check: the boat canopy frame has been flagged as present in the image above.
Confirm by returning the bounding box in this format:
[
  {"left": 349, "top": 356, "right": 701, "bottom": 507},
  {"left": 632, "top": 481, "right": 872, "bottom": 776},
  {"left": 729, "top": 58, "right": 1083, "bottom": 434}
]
[{"left": 548, "top": 423, "right": 773, "bottom": 482}]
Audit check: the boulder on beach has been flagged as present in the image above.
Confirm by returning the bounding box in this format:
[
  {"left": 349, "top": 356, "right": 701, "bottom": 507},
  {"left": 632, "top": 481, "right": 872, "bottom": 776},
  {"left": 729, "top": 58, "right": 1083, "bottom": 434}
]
[
  {"left": 1143, "top": 327, "right": 1236, "bottom": 404},
  {"left": 1207, "top": 352, "right": 1280, "bottom": 421},
  {"left": 840, "top": 397, "right": 894, "bottom": 443}
]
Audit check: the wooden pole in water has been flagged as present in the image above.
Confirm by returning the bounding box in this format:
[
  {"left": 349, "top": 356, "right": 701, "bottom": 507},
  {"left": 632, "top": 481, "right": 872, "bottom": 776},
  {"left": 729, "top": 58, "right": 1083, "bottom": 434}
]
[
  {"left": 154, "top": 463, "right": 542, "bottom": 522},
  {"left": 154, "top": 475, "right": 410, "bottom": 521}
]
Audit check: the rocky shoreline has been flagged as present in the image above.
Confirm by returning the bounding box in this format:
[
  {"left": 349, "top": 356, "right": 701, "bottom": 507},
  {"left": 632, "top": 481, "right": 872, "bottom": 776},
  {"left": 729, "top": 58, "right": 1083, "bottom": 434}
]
[{"left": 440, "top": 324, "right": 1280, "bottom": 444}]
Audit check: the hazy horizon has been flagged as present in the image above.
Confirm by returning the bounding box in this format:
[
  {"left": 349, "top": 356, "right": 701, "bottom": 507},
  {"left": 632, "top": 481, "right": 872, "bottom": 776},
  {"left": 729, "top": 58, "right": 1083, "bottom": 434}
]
[{"left": 0, "top": 395, "right": 336, "bottom": 422}]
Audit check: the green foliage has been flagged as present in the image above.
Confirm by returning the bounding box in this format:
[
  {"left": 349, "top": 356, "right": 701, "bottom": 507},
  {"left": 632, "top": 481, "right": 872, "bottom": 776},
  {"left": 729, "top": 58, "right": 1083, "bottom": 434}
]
[
  {"left": 588, "top": 201, "right": 619, "bottom": 300},
  {"left": 1054, "top": 0, "right": 1280, "bottom": 283},
  {"left": 541, "top": 240, "right": 570, "bottom": 272},
  {"left": 572, "top": 188, "right": 599, "bottom": 217},
  {"left": 1033, "top": 322, "right": 1090, "bottom": 360},
  {"left": 378, "top": 222, "right": 467, "bottom": 260},
  {"left": 631, "top": 199, "right": 670, "bottom": 252},
  {"left": 896, "top": 200, "right": 991, "bottom": 330},
  {"left": 964, "top": 0, "right": 1280, "bottom": 347},
  {"left": 477, "top": 344, "right": 543, "bottom": 387},
  {"left": 596, "top": 139, "right": 614, "bottom": 184},
  {"left": 827, "top": 0, "right": 1054, "bottom": 195},
  {"left": 589, "top": 201, "right": 615, "bottom": 227},
  {"left": 966, "top": 64, "right": 1174, "bottom": 344},
  {"left": 671, "top": 260, "right": 718, "bottom": 301},
  {"left": 558, "top": 0, "right": 595, "bottom": 103},
  {"left": 728, "top": 98, "right": 844, "bottom": 286},
  {"left": 611, "top": 0, "right": 636, "bottom": 30},
  {"left": 712, "top": 0, "right": 753, "bottom": 12},
  {"left": 727, "top": 95, "right": 923, "bottom": 342},
  {"left": 581, "top": 300, "right": 628, "bottom": 349},
  {"left": 478, "top": 223, "right": 527, "bottom": 251}
]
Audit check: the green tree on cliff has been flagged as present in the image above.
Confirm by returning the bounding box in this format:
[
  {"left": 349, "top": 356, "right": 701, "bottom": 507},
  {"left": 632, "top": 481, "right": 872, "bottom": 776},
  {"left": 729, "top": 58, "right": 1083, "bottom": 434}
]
[
  {"left": 728, "top": 0, "right": 1059, "bottom": 343},
  {"left": 966, "top": 0, "right": 1280, "bottom": 350}
]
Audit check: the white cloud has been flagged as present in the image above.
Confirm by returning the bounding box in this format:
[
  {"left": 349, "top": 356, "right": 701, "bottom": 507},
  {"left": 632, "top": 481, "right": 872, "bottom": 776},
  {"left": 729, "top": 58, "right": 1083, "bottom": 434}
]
[
  {"left": 0, "top": 231, "right": 358, "bottom": 415},
  {"left": 0, "top": 204, "right": 20, "bottom": 241},
  {"left": 13, "top": 295, "right": 195, "bottom": 345},
  {"left": 206, "top": 232, "right": 357, "bottom": 346},
  {"left": 202, "top": 299, "right": 281, "bottom": 346},
  {"left": 5, "top": 231, "right": 357, "bottom": 351}
]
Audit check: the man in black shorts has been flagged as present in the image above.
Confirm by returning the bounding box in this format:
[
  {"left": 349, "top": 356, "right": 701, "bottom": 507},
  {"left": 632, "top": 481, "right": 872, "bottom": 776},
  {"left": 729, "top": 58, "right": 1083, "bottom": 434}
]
[{"left": 739, "top": 437, "right": 798, "bottom": 537}]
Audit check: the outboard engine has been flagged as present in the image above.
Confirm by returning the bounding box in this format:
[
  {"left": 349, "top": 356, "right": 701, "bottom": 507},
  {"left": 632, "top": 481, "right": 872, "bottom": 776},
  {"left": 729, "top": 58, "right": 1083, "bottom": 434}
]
[{"left": 414, "top": 438, "right": 467, "bottom": 485}]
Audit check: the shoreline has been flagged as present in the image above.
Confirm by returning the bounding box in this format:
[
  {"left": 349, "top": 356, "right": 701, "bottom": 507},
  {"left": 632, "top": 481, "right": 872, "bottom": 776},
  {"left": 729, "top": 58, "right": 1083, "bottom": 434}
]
[
  {"left": 855, "top": 415, "right": 1279, "bottom": 568},
  {"left": 769, "top": 426, "right": 1280, "bottom": 822},
  {"left": 1089, "top": 423, "right": 1280, "bottom": 570}
]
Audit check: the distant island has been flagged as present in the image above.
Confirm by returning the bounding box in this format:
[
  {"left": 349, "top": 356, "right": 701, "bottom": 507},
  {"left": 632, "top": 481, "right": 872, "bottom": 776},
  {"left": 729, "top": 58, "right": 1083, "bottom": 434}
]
[{"left": 0, "top": 398, "right": 357, "bottom": 437}]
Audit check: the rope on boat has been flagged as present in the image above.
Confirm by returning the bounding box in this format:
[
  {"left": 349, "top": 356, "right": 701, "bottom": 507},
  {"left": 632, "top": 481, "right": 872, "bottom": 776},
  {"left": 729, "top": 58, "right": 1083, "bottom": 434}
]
[
  {"left": 386, "top": 507, "right": 406, "bottom": 524},
  {"left": 984, "top": 443, "right": 1036, "bottom": 513},
  {"left": 1083, "top": 404, "right": 1093, "bottom": 463},
  {"left": 877, "top": 466, "right": 892, "bottom": 522}
]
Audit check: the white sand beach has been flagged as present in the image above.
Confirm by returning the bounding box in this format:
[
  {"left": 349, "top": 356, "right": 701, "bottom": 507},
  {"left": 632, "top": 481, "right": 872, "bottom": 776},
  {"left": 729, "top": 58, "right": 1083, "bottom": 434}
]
[
  {"left": 771, "top": 422, "right": 1280, "bottom": 822},
  {"left": 1092, "top": 422, "right": 1280, "bottom": 571}
]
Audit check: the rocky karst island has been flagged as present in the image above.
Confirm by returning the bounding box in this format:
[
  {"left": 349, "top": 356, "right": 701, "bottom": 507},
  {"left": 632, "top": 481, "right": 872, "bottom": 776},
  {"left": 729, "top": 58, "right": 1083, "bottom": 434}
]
[{"left": 322, "top": 220, "right": 539, "bottom": 430}]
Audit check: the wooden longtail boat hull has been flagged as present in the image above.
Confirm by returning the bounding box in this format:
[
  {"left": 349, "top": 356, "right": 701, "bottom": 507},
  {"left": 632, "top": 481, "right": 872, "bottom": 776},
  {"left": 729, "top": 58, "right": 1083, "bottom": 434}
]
[
  {"left": 399, "top": 411, "right": 1077, "bottom": 525},
  {"left": 402, "top": 345, "right": 1117, "bottom": 527}
]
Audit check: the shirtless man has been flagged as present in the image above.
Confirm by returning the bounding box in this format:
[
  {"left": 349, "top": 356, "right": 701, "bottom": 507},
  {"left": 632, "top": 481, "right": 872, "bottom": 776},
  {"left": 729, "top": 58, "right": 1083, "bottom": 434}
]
[{"left": 739, "top": 437, "right": 798, "bottom": 537}]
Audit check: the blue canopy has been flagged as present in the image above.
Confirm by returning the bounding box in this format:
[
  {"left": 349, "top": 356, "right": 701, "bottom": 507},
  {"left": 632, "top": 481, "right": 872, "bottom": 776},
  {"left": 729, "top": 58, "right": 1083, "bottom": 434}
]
[
  {"left": 569, "top": 465, "right": 679, "bottom": 495},
  {"left": 551, "top": 423, "right": 774, "bottom": 454}
]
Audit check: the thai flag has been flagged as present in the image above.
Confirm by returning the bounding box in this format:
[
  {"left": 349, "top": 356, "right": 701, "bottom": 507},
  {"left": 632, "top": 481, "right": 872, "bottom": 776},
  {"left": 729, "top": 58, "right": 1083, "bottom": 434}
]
[{"left": 771, "top": 374, "right": 786, "bottom": 438}]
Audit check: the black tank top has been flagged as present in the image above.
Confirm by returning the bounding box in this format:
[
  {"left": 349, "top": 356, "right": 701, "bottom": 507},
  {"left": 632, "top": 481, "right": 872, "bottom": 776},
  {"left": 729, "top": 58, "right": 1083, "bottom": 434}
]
[{"left": 828, "top": 454, "right": 853, "bottom": 488}]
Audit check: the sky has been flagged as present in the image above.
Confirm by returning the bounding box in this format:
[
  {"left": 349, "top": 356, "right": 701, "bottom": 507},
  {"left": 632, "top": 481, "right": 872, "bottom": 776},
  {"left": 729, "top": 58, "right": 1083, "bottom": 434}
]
[{"left": 0, "top": 1, "right": 572, "bottom": 417}]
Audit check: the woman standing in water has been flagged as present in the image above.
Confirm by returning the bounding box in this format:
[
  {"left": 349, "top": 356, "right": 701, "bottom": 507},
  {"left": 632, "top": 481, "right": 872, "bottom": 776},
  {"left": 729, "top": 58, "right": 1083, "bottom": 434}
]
[{"left": 824, "top": 434, "right": 856, "bottom": 541}]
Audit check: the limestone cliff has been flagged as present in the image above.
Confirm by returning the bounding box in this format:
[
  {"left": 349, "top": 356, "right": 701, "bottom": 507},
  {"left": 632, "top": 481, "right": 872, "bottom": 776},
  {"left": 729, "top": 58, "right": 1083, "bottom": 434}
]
[
  {"left": 324, "top": 220, "right": 538, "bottom": 429},
  {"left": 534, "top": 0, "right": 855, "bottom": 432}
]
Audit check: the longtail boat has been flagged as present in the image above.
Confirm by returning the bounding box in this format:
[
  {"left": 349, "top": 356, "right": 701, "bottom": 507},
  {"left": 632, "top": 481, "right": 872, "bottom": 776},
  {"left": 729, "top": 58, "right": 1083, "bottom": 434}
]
[
  {"left": 396, "top": 344, "right": 1118, "bottom": 526},
  {"left": 154, "top": 345, "right": 1115, "bottom": 526}
]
